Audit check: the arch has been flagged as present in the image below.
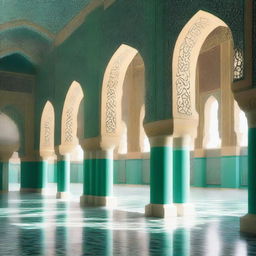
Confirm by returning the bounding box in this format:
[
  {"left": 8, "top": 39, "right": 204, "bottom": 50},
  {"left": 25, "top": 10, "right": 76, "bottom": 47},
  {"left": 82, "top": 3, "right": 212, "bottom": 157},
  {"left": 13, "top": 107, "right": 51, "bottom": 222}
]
[
  {"left": 0, "top": 48, "right": 36, "bottom": 66},
  {"left": 101, "top": 44, "right": 141, "bottom": 137},
  {"left": 40, "top": 101, "right": 55, "bottom": 158},
  {"left": 0, "top": 27, "right": 52, "bottom": 64},
  {"left": 203, "top": 96, "right": 221, "bottom": 149},
  {"left": 172, "top": 10, "right": 233, "bottom": 122},
  {"left": 0, "top": 20, "right": 54, "bottom": 41},
  {"left": 61, "top": 81, "right": 84, "bottom": 151}
]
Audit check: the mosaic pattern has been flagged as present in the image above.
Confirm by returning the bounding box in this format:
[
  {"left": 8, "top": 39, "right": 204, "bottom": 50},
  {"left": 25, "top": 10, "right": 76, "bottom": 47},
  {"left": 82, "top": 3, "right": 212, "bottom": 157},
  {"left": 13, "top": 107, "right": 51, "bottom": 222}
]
[
  {"left": 0, "top": 184, "right": 254, "bottom": 256},
  {"left": 0, "top": 0, "right": 92, "bottom": 34},
  {"left": 105, "top": 59, "right": 121, "bottom": 134},
  {"left": 234, "top": 48, "right": 244, "bottom": 80},
  {"left": 64, "top": 107, "right": 73, "bottom": 143},
  {"left": 176, "top": 17, "right": 209, "bottom": 116}
]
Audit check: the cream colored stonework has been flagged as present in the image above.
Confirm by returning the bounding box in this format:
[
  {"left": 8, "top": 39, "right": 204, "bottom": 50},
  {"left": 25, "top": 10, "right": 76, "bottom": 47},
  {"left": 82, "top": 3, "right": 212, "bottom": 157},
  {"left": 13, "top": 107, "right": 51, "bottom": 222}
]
[
  {"left": 172, "top": 10, "right": 233, "bottom": 140},
  {"left": 60, "top": 81, "right": 84, "bottom": 154},
  {"left": 101, "top": 44, "right": 138, "bottom": 138},
  {"left": 40, "top": 101, "right": 55, "bottom": 159}
]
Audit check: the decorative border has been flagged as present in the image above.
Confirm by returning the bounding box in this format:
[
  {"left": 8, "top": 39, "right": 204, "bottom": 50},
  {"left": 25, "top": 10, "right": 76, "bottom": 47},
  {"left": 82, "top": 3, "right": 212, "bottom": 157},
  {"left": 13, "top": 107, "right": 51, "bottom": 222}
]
[{"left": 176, "top": 17, "right": 209, "bottom": 116}]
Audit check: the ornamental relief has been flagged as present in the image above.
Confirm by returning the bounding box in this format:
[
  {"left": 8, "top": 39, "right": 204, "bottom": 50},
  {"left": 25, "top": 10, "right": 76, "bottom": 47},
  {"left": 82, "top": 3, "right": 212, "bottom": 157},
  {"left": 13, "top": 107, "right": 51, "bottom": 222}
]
[
  {"left": 43, "top": 118, "right": 51, "bottom": 146},
  {"left": 176, "top": 17, "right": 209, "bottom": 116},
  {"left": 233, "top": 48, "right": 244, "bottom": 80},
  {"left": 105, "top": 49, "right": 131, "bottom": 134},
  {"left": 64, "top": 107, "right": 73, "bottom": 143},
  {"left": 63, "top": 84, "right": 83, "bottom": 144}
]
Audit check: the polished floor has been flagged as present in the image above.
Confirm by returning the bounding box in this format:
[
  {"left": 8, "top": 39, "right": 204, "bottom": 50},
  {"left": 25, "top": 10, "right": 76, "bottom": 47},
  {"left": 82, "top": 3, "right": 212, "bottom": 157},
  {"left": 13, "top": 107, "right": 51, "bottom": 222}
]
[{"left": 0, "top": 184, "right": 255, "bottom": 255}]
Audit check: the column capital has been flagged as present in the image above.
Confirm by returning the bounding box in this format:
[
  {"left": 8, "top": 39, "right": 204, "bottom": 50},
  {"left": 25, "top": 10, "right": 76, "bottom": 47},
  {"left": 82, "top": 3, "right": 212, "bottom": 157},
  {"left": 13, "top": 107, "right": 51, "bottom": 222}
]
[
  {"left": 80, "top": 136, "right": 118, "bottom": 152},
  {"left": 55, "top": 146, "right": 70, "bottom": 161},
  {"left": 149, "top": 135, "right": 173, "bottom": 147},
  {"left": 173, "top": 135, "right": 191, "bottom": 149}
]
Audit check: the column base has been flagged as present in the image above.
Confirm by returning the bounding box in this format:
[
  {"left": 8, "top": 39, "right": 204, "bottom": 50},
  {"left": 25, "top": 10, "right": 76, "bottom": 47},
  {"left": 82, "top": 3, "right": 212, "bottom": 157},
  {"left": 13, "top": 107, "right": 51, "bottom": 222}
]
[
  {"left": 94, "top": 196, "right": 117, "bottom": 208},
  {"left": 20, "top": 188, "right": 46, "bottom": 194},
  {"left": 56, "top": 192, "right": 70, "bottom": 199},
  {"left": 145, "top": 204, "right": 177, "bottom": 218},
  {"left": 240, "top": 214, "right": 256, "bottom": 234},
  {"left": 80, "top": 195, "right": 94, "bottom": 206},
  {"left": 175, "top": 203, "right": 195, "bottom": 216},
  {"left": 80, "top": 195, "right": 117, "bottom": 207}
]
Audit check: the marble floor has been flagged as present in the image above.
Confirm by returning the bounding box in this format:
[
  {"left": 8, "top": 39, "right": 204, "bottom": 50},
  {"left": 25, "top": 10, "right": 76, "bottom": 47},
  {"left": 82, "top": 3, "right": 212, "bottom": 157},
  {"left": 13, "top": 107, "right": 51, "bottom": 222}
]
[{"left": 0, "top": 184, "right": 255, "bottom": 255}]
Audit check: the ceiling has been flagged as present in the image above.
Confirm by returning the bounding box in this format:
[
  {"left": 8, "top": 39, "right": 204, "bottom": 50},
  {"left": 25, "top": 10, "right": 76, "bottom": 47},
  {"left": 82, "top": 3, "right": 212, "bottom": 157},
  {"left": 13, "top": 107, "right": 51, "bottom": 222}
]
[
  {"left": 0, "top": 0, "right": 93, "bottom": 70},
  {"left": 0, "top": 0, "right": 92, "bottom": 34}
]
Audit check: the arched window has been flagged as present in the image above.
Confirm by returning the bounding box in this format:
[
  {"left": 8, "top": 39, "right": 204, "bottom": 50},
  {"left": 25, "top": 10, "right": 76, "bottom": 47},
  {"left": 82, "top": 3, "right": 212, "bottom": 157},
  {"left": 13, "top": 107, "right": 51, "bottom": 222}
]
[{"left": 203, "top": 96, "right": 221, "bottom": 149}]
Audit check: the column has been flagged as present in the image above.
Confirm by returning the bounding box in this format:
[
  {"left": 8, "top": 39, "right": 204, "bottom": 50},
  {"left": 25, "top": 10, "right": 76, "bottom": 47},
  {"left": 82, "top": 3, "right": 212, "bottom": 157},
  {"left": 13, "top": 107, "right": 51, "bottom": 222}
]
[
  {"left": 56, "top": 154, "right": 70, "bottom": 199},
  {"left": 173, "top": 136, "right": 195, "bottom": 216},
  {"left": 94, "top": 149, "right": 117, "bottom": 207},
  {"left": 240, "top": 126, "right": 256, "bottom": 233},
  {"left": 38, "top": 157, "right": 48, "bottom": 193},
  {"left": 80, "top": 148, "right": 117, "bottom": 207},
  {"left": 0, "top": 160, "right": 9, "bottom": 193},
  {"left": 145, "top": 136, "right": 177, "bottom": 218},
  {"left": 80, "top": 151, "right": 93, "bottom": 206}
]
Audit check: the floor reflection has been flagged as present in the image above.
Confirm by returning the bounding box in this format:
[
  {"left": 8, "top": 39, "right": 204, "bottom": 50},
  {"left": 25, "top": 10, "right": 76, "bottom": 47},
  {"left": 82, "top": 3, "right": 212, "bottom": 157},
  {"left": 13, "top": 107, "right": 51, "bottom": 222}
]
[{"left": 0, "top": 185, "right": 255, "bottom": 255}]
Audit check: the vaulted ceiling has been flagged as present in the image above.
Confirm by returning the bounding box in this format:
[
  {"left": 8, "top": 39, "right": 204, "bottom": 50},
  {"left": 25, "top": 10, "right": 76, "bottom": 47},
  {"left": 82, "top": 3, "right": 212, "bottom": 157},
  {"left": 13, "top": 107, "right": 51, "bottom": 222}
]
[{"left": 0, "top": 0, "right": 93, "bottom": 72}]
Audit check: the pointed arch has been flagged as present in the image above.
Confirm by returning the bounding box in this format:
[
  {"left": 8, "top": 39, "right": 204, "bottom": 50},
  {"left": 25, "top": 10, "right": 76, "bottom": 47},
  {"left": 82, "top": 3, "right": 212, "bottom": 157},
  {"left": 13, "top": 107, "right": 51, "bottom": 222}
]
[
  {"left": 40, "top": 101, "right": 55, "bottom": 157},
  {"left": 61, "top": 81, "right": 84, "bottom": 148},
  {"left": 172, "top": 10, "right": 233, "bottom": 121},
  {"left": 101, "top": 44, "right": 144, "bottom": 137}
]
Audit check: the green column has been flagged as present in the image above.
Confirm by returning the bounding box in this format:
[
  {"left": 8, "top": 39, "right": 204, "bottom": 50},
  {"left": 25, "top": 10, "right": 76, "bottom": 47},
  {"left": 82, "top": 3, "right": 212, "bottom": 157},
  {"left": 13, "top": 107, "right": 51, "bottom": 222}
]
[
  {"left": 83, "top": 151, "right": 91, "bottom": 196},
  {"left": 96, "top": 150, "right": 113, "bottom": 197},
  {"left": 150, "top": 146, "right": 172, "bottom": 204},
  {"left": 0, "top": 162, "right": 4, "bottom": 191},
  {"left": 173, "top": 137, "right": 190, "bottom": 203},
  {"left": 90, "top": 152, "right": 97, "bottom": 196},
  {"left": 248, "top": 127, "right": 256, "bottom": 214},
  {"left": 57, "top": 154, "right": 70, "bottom": 193},
  {"left": 38, "top": 159, "right": 48, "bottom": 189}
]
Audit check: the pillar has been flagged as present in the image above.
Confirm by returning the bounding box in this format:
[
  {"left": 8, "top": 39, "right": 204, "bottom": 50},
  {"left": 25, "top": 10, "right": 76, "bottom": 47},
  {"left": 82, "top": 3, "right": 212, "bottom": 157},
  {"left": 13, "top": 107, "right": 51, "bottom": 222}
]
[
  {"left": 56, "top": 154, "right": 70, "bottom": 199},
  {"left": 80, "top": 148, "right": 117, "bottom": 207},
  {"left": 145, "top": 136, "right": 177, "bottom": 218},
  {"left": 38, "top": 157, "right": 48, "bottom": 191},
  {"left": 20, "top": 154, "right": 48, "bottom": 193},
  {"left": 0, "top": 160, "right": 9, "bottom": 193},
  {"left": 240, "top": 126, "right": 256, "bottom": 233},
  {"left": 173, "top": 136, "right": 195, "bottom": 216},
  {"left": 80, "top": 151, "right": 93, "bottom": 206},
  {"left": 94, "top": 149, "right": 116, "bottom": 207}
]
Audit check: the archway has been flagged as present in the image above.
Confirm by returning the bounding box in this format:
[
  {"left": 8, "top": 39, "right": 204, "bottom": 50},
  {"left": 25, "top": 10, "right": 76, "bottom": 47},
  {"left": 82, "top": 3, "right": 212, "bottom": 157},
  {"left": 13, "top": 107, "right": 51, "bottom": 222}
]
[
  {"left": 81, "top": 44, "right": 148, "bottom": 207},
  {"left": 57, "top": 81, "right": 84, "bottom": 199},
  {"left": 172, "top": 10, "right": 236, "bottom": 216}
]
